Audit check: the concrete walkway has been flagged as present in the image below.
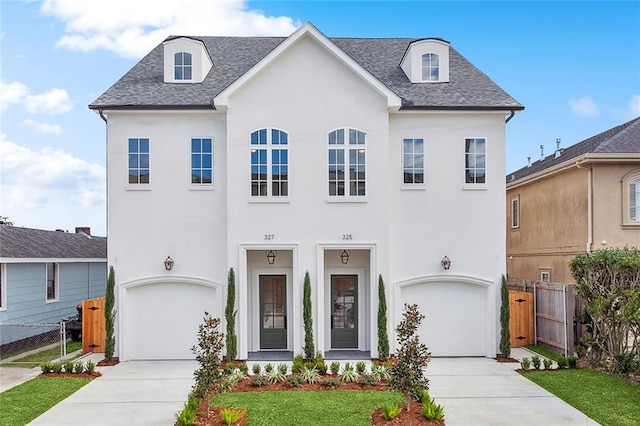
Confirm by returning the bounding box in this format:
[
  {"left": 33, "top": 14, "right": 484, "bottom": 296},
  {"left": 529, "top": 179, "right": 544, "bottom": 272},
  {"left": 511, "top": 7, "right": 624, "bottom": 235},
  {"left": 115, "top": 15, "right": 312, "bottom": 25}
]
[{"left": 21, "top": 350, "right": 598, "bottom": 425}]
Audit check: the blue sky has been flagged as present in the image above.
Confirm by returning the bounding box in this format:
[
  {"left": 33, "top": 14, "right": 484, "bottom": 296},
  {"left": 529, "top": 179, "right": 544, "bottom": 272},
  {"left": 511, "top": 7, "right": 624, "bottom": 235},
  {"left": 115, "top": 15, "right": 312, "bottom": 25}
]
[{"left": 1, "top": 0, "right": 639, "bottom": 236}]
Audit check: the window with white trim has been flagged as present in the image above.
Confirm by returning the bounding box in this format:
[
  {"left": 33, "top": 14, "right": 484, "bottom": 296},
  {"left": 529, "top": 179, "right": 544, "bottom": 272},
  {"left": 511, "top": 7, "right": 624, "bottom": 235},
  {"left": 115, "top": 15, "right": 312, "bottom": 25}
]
[
  {"left": 465, "top": 138, "right": 486, "bottom": 184},
  {"left": 328, "top": 128, "right": 366, "bottom": 197},
  {"left": 403, "top": 138, "right": 424, "bottom": 184},
  {"left": 191, "top": 138, "right": 213, "bottom": 184},
  {"left": 0, "top": 263, "right": 5, "bottom": 310},
  {"left": 629, "top": 177, "right": 640, "bottom": 222},
  {"left": 46, "top": 263, "right": 58, "bottom": 302},
  {"left": 250, "top": 129, "right": 288, "bottom": 197},
  {"left": 128, "top": 138, "right": 150, "bottom": 184},
  {"left": 511, "top": 196, "right": 519, "bottom": 228},
  {"left": 540, "top": 270, "right": 550, "bottom": 283},
  {"left": 174, "top": 52, "right": 192, "bottom": 80},
  {"left": 421, "top": 53, "right": 440, "bottom": 81},
  {"left": 621, "top": 171, "right": 640, "bottom": 226}
]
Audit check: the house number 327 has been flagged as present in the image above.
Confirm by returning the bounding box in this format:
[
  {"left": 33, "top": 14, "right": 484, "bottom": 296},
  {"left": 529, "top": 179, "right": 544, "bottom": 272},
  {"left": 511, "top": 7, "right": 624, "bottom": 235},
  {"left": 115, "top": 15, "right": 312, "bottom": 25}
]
[
  {"left": 342, "top": 234, "right": 353, "bottom": 240},
  {"left": 264, "top": 234, "right": 274, "bottom": 240}
]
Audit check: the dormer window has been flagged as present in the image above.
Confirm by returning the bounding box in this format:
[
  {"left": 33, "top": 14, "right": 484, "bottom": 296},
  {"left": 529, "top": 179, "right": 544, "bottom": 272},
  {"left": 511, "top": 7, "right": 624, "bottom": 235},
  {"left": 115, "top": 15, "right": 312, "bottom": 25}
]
[
  {"left": 174, "top": 52, "right": 192, "bottom": 80},
  {"left": 163, "top": 37, "right": 212, "bottom": 83},
  {"left": 421, "top": 53, "right": 439, "bottom": 81},
  {"left": 400, "top": 38, "right": 450, "bottom": 84}
]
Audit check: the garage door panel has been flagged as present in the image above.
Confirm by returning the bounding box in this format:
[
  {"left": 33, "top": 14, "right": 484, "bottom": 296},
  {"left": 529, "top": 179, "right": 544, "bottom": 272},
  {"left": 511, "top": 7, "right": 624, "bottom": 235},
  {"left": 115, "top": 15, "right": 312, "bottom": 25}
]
[
  {"left": 400, "top": 282, "right": 486, "bottom": 357},
  {"left": 126, "top": 282, "right": 218, "bottom": 360}
]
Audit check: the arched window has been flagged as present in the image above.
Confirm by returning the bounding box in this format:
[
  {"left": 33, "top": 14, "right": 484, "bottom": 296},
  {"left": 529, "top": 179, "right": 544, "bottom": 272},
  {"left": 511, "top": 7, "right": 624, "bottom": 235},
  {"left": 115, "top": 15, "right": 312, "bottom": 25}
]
[
  {"left": 421, "top": 53, "right": 439, "bottom": 81},
  {"left": 174, "top": 52, "right": 192, "bottom": 80}
]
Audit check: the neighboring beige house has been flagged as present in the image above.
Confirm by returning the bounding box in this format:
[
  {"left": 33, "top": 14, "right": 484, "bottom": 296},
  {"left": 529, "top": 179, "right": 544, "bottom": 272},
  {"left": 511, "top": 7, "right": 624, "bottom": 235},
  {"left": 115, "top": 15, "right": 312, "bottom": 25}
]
[{"left": 506, "top": 117, "right": 640, "bottom": 283}]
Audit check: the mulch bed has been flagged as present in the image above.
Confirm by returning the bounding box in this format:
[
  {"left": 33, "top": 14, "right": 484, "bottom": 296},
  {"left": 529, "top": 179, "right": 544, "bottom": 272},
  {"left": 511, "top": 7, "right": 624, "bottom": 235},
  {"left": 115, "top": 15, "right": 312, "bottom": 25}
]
[
  {"left": 97, "top": 358, "right": 120, "bottom": 366},
  {"left": 39, "top": 371, "right": 102, "bottom": 379}
]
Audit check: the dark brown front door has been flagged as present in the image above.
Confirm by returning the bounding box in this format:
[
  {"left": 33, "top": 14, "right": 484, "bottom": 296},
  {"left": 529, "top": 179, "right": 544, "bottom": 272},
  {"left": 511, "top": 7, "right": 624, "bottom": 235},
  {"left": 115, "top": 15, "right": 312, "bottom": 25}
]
[
  {"left": 259, "top": 275, "right": 287, "bottom": 349},
  {"left": 331, "top": 275, "right": 358, "bottom": 348}
]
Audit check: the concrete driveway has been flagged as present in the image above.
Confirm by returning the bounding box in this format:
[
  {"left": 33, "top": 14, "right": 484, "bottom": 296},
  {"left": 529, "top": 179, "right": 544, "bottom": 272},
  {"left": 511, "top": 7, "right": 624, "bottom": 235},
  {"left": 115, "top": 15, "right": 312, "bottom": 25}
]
[{"left": 25, "top": 351, "right": 599, "bottom": 426}]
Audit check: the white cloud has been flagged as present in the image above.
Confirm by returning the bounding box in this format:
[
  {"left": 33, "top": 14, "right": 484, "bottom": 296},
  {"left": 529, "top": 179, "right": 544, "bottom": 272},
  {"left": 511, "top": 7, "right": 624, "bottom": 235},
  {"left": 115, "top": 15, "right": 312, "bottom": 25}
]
[
  {"left": 25, "top": 88, "right": 73, "bottom": 114},
  {"left": 0, "top": 135, "right": 105, "bottom": 211},
  {"left": 0, "top": 80, "right": 73, "bottom": 114},
  {"left": 21, "top": 119, "right": 63, "bottom": 135},
  {"left": 41, "top": 0, "right": 299, "bottom": 58},
  {"left": 569, "top": 96, "right": 599, "bottom": 118},
  {"left": 0, "top": 81, "right": 29, "bottom": 111},
  {"left": 625, "top": 94, "right": 640, "bottom": 119}
]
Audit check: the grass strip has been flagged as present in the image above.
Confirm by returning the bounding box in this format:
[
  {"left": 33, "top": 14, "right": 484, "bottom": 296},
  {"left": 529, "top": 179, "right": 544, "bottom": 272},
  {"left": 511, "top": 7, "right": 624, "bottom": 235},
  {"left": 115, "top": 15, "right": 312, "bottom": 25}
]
[
  {"left": 521, "top": 368, "right": 640, "bottom": 426},
  {"left": 0, "top": 341, "right": 82, "bottom": 368},
  {"left": 0, "top": 376, "right": 92, "bottom": 426},
  {"left": 212, "top": 390, "right": 404, "bottom": 426},
  {"left": 523, "top": 344, "right": 562, "bottom": 362}
]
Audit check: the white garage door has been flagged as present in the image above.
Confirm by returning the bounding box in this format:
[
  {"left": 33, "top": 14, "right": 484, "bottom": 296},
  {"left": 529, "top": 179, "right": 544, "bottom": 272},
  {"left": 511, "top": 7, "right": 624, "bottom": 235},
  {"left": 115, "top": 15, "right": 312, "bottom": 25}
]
[
  {"left": 400, "top": 281, "right": 486, "bottom": 356},
  {"left": 125, "top": 282, "right": 218, "bottom": 360}
]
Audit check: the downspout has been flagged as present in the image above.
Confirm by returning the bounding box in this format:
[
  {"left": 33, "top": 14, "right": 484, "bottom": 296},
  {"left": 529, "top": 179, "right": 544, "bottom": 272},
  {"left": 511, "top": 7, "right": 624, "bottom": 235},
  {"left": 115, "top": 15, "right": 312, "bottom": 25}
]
[
  {"left": 98, "top": 109, "right": 107, "bottom": 123},
  {"left": 562, "top": 284, "right": 569, "bottom": 358},
  {"left": 576, "top": 161, "right": 593, "bottom": 253},
  {"left": 505, "top": 110, "right": 515, "bottom": 123}
]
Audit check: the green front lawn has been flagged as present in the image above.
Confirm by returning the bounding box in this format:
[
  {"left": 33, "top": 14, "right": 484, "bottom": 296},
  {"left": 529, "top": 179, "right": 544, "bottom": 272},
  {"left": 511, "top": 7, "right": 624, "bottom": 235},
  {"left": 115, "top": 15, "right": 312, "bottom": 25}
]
[
  {"left": 212, "top": 390, "right": 404, "bottom": 425},
  {"left": 0, "top": 376, "right": 92, "bottom": 426},
  {"left": 522, "top": 368, "right": 640, "bottom": 426}
]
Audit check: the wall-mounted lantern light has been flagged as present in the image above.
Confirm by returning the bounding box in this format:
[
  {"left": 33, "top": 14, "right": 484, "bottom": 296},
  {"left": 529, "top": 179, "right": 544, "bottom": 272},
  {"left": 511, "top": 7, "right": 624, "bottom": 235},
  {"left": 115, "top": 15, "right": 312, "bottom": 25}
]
[
  {"left": 266, "top": 250, "right": 277, "bottom": 265},
  {"left": 164, "top": 256, "right": 174, "bottom": 271},
  {"left": 340, "top": 250, "right": 350, "bottom": 265},
  {"left": 441, "top": 255, "right": 451, "bottom": 270}
]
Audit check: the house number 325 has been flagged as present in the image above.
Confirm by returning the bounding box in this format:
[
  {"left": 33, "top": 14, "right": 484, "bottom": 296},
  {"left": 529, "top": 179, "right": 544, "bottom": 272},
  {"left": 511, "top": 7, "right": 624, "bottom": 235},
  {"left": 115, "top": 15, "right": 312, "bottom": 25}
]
[{"left": 342, "top": 234, "right": 353, "bottom": 240}]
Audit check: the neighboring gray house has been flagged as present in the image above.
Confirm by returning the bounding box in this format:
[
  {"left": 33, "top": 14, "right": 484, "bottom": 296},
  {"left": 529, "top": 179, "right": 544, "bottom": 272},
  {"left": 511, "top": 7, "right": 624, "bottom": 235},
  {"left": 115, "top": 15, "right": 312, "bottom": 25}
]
[{"left": 0, "top": 226, "right": 107, "bottom": 345}]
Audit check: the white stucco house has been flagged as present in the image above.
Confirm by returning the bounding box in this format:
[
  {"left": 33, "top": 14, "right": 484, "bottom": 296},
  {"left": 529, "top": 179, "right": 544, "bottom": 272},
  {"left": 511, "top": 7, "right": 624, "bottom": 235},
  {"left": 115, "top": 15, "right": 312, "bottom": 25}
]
[{"left": 90, "top": 23, "right": 523, "bottom": 361}]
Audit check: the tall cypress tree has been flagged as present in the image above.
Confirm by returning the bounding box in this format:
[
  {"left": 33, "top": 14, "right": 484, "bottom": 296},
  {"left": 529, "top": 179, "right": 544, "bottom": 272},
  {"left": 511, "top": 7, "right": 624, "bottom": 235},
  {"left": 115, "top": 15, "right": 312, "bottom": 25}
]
[
  {"left": 377, "top": 274, "right": 389, "bottom": 361},
  {"left": 104, "top": 266, "right": 116, "bottom": 360},
  {"left": 225, "top": 268, "right": 237, "bottom": 362},
  {"left": 303, "top": 271, "right": 314, "bottom": 360},
  {"left": 499, "top": 274, "right": 511, "bottom": 358}
]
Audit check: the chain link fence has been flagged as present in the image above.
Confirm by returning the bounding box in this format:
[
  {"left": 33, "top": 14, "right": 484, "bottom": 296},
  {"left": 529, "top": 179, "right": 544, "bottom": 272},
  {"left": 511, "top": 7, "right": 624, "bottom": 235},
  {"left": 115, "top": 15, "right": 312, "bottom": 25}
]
[{"left": 0, "top": 321, "right": 77, "bottom": 367}]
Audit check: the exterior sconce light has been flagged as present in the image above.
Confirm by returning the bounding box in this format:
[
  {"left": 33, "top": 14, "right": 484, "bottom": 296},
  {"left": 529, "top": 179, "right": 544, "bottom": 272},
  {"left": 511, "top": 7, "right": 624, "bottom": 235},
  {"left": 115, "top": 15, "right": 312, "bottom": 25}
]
[
  {"left": 164, "top": 256, "right": 174, "bottom": 271},
  {"left": 441, "top": 256, "right": 451, "bottom": 270},
  {"left": 266, "top": 250, "right": 277, "bottom": 265},
  {"left": 340, "top": 250, "right": 350, "bottom": 265}
]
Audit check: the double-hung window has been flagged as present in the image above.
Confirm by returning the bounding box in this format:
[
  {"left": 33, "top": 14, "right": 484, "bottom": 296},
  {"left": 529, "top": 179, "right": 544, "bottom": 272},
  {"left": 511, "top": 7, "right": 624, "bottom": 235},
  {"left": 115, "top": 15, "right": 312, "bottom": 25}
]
[
  {"left": 403, "top": 138, "right": 424, "bottom": 184},
  {"left": 128, "top": 138, "right": 149, "bottom": 184},
  {"left": 191, "top": 138, "right": 213, "bottom": 184},
  {"left": 250, "top": 129, "right": 288, "bottom": 197},
  {"left": 0, "top": 263, "right": 5, "bottom": 310},
  {"left": 630, "top": 177, "right": 640, "bottom": 222},
  {"left": 46, "top": 263, "right": 57, "bottom": 302},
  {"left": 622, "top": 172, "right": 640, "bottom": 226},
  {"left": 174, "top": 52, "right": 192, "bottom": 80},
  {"left": 465, "top": 138, "right": 486, "bottom": 184},
  {"left": 328, "top": 128, "right": 366, "bottom": 197}
]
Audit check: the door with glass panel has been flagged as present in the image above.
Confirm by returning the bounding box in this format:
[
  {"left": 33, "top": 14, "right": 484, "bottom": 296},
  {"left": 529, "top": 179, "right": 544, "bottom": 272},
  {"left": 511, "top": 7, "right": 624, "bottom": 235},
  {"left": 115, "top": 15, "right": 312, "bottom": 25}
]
[
  {"left": 259, "top": 275, "right": 287, "bottom": 349},
  {"left": 331, "top": 275, "right": 358, "bottom": 348}
]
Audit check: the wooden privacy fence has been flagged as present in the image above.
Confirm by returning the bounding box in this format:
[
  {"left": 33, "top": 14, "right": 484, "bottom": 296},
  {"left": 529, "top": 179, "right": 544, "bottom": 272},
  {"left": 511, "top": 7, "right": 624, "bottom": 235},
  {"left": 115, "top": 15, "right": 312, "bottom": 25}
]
[
  {"left": 508, "top": 279, "right": 577, "bottom": 357},
  {"left": 82, "top": 297, "right": 105, "bottom": 354}
]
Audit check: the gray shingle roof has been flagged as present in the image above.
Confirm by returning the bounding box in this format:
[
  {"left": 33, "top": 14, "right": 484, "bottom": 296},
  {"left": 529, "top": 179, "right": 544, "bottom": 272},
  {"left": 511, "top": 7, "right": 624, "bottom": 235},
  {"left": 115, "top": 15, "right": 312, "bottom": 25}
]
[
  {"left": 90, "top": 35, "right": 523, "bottom": 111},
  {"left": 0, "top": 226, "right": 107, "bottom": 259},
  {"left": 507, "top": 116, "right": 640, "bottom": 182}
]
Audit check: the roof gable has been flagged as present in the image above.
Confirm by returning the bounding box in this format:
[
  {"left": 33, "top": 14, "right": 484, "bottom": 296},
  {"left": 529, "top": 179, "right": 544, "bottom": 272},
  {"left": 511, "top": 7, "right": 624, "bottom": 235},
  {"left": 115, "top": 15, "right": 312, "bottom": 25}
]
[
  {"left": 89, "top": 24, "right": 523, "bottom": 112},
  {"left": 214, "top": 23, "right": 401, "bottom": 111}
]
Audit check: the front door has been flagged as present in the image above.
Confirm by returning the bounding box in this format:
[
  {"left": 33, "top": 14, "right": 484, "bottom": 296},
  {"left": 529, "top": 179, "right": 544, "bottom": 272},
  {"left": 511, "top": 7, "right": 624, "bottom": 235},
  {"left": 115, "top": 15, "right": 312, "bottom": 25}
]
[
  {"left": 331, "top": 275, "right": 358, "bottom": 348},
  {"left": 259, "top": 275, "right": 287, "bottom": 349}
]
